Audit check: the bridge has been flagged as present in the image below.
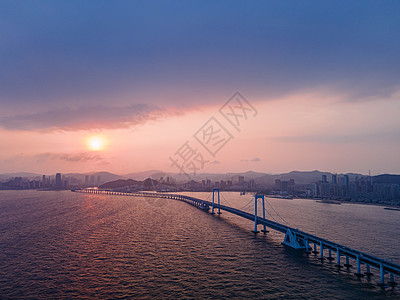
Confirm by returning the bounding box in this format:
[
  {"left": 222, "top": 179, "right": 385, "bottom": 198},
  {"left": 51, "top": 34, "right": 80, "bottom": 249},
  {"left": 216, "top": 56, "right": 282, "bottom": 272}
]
[{"left": 73, "top": 188, "right": 400, "bottom": 287}]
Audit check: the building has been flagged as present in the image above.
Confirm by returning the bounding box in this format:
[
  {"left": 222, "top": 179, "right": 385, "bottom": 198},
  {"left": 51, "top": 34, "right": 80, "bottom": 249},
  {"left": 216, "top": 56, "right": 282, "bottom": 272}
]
[
  {"left": 274, "top": 179, "right": 281, "bottom": 190},
  {"left": 332, "top": 174, "right": 337, "bottom": 185},
  {"left": 55, "top": 173, "right": 62, "bottom": 189}
]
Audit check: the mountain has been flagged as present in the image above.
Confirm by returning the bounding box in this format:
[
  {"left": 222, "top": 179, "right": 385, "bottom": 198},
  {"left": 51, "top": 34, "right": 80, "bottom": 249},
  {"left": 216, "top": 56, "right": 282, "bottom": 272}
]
[
  {"left": 373, "top": 174, "right": 400, "bottom": 185},
  {"left": 99, "top": 178, "right": 159, "bottom": 189},
  {"left": 124, "top": 170, "right": 165, "bottom": 180},
  {"left": 64, "top": 171, "right": 125, "bottom": 185},
  {"left": 99, "top": 179, "right": 141, "bottom": 189},
  {"left": 275, "top": 170, "right": 332, "bottom": 185},
  {"left": 0, "top": 172, "right": 41, "bottom": 180}
]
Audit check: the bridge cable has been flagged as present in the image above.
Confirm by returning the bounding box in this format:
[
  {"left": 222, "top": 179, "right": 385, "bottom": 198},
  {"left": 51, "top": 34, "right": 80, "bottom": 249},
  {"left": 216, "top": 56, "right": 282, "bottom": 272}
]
[
  {"left": 264, "top": 198, "right": 291, "bottom": 227},
  {"left": 204, "top": 192, "right": 212, "bottom": 201},
  {"left": 238, "top": 197, "right": 255, "bottom": 212},
  {"left": 261, "top": 199, "right": 280, "bottom": 223},
  {"left": 220, "top": 193, "right": 234, "bottom": 208}
]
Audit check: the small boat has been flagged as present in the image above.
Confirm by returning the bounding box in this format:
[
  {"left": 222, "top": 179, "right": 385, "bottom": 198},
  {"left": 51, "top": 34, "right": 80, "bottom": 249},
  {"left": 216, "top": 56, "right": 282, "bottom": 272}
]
[{"left": 384, "top": 207, "right": 400, "bottom": 211}]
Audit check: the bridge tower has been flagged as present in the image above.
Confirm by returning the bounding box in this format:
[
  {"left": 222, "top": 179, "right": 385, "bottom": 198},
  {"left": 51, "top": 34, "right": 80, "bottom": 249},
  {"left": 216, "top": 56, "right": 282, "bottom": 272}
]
[
  {"left": 253, "top": 194, "right": 266, "bottom": 233},
  {"left": 211, "top": 188, "right": 221, "bottom": 215}
]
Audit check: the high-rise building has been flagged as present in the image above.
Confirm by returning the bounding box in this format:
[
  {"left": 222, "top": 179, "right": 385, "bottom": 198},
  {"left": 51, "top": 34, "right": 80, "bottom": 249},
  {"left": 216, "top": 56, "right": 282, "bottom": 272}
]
[
  {"left": 274, "top": 179, "right": 281, "bottom": 190},
  {"left": 344, "top": 175, "right": 349, "bottom": 188},
  {"left": 238, "top": 176, "right": 245, "bottom": 185},
  {"left": 332, "top": 174, "right": 337, "bottom": 185},
  {"left": 322, "top": 175, "right": 327, "bottom": 183},
  {"left": 220, "top": 180, "right": 226, "bottom": 189},
  {"left": 55, "top": 173, "right": 62, "bottom": 189}
]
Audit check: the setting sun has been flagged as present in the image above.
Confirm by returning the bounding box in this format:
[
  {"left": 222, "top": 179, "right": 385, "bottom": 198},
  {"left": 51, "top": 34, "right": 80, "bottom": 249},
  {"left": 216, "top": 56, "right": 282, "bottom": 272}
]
[{"left": 86, "top": 135, "right": 107, "bottom": 151}]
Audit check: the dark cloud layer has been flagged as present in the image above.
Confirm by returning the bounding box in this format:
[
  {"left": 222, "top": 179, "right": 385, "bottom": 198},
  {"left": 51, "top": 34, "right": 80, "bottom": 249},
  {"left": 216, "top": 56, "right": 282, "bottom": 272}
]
[
  {"left": 35, "top": 152, "right": 104, "bottom": 163},
  {"left": 0, "top": 0, "right": 399, "bottom": 115},
  {"left": 0, "top": 104, "right": 163, "bottom": 131}
]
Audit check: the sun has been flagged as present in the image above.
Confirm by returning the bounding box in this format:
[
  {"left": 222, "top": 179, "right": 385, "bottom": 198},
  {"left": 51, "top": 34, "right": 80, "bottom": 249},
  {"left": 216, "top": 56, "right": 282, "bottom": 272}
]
[{"left": 86, "top": 135, "right": 107, "bottom": 151}]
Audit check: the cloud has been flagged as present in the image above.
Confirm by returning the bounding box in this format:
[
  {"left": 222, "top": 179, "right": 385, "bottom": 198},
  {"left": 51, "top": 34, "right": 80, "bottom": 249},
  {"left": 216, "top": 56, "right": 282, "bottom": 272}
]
[
  {"left": 36, "top": 152, "right": 104, "bottom": 163},
  {"left": 1, "top": 1, "right": 399, "bottom": 111},
  {"left": 0, "top": 104, "right": 166, "bottom": 131},
  {"left": 241, "top": 157, "right": 261, "bottom": 163},
  {"left": 271, "top": 131, "right": 400, "bottom": 144}
]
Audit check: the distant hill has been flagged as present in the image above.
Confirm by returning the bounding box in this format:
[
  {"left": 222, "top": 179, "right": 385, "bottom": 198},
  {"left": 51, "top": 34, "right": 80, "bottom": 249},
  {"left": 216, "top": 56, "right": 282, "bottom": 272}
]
[
  {"left": 64, "top": 171, "right": 125, "bottom": 185},
  {"left": 0, "top": 172, "right": 41, "bottom": 180},
  {"left": 99, "top": 179, "right": 141, "bottom": 189},
  {"left": 99, "top": 177, "right": 159, "bottom": 189},
  {"left": 0, "top": 169, "right": 376, "bottom": 187},
  {"left": 276, "top": 170, "right": 332, "bottom": 185},
  {"left": 123, "top": 170, "right": 165, "bottom": 180},
  {"left": 373, "top": 174, "right": 400, "bottom": 185}
]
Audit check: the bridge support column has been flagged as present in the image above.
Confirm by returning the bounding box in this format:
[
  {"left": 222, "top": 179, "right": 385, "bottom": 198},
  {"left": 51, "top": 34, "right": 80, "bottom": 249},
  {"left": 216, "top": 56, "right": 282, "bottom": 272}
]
[
  {"left": 336, "top": 248, "right": 342, "bottom": 268},
  {"left": 305, "top": 238, "right": 310, "bottom": 254},
  {"left": 344, "top": 256, "right": 352, "bottom": 268},
  {"left": 319, "top": 242, "right": 324, "bottom": 260},
  {"left": 389, "top": 273, "right": 397, "bottom": 287},
  {"left": 252, "top": 195, "right": 261, "bottom": 233},
  {"left": 217, "top": 190, "right": 221, "bottom": 214},
  {"left": 327, "top": 249, "right": 334, "bottom": 261},
  {"left": 379, "top": 263, "right": 385, "bottom": 286},
  {"left": 260, "top": 195, "right": 268, "bottom": 233},
  {"left": 211, "top": 188, "right": 219, "bottom": 214},
  {"left": 365, "top": 264, "right": 373, "bottom": 277},
  {"left": 312, "top": 243, "right": 318, "bottom": 254},
  {"left": 355, "top": 255, "right": 364, "bottom": 277},
  {"left": 282, "top": 229, "right": 305, "bottom": 249}
]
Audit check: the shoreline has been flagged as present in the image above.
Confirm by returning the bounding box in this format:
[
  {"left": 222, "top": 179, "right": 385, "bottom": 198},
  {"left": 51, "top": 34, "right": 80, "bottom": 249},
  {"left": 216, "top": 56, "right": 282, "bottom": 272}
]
[{"left": 291, "top": 196, "right": 400, "bottom": 209}]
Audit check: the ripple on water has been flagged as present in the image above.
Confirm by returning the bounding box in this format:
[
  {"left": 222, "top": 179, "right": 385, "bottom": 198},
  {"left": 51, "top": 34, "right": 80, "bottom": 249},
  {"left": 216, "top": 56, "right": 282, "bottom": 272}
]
[{"left": 0, "top": 190, "right": 398, "bottom": 299}]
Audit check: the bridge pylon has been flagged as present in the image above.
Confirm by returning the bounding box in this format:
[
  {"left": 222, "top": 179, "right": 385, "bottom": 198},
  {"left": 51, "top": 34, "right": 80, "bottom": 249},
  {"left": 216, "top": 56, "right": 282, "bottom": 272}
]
[
  {"left": 252, "top": 194, "right": 265, "bottom": 233},
  {"left": 211, "top": 188, "right": 220, "bottom": 215}
]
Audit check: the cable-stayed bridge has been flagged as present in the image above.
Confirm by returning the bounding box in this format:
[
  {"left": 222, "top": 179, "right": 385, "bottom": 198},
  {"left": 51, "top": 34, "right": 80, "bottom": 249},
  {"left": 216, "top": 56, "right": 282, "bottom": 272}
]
[{"left": 73, "top": 188, "right": 400, "bottom": 287}]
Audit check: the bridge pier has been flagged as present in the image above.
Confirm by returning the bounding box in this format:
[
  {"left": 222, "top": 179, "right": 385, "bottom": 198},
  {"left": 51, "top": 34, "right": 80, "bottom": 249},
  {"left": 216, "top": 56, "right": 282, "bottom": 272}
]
[
  {"left": 252, "top": 195, "right": 260, "bottom": 233},
  {"left": 261, "top": 196, "right": 268, "bottom": 233},
  {"left": 282, "top": 229, "right": 305, "bottom": 249},
  {"left": 364, "top": 264, "right": 373, "bottom": 277},
  {"left": 327, "top": 249, "right": 334, "bottom": 262},
  {"left": 344, "top": 256, "right": 352, "bottom": 268},
  {"left": 319, "top": 242, "right": 324, "bottom": 261},
  {"left": 305, "top": 238, "right": 310, "bottom": 254},
  {"left": 355, "top": 255, "right": 364, "bottom": 277},
  {"left": 379, "top": 263, "right": 385, "bottom": 286},
  {"left": 211, "top": 188, "right": 219, "bottom": 214},
  {"left": 389, "top": 273, "right": 397, "bottom": 287},
  {"left": 336, "top": 248, "right": 342, "bottom": 268}
]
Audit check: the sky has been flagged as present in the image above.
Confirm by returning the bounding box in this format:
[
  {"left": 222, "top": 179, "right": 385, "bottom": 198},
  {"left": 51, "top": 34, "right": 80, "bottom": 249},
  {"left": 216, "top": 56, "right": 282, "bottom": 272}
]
[{"left": 0, "top": 0, "right": 399, "bottom": 176}]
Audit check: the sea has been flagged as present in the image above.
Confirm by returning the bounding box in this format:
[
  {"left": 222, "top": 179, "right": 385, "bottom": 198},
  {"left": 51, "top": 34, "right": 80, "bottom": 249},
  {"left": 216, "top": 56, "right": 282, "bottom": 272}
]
[{"left": 0, "top": 190, "right": 399, "bottom": 299}]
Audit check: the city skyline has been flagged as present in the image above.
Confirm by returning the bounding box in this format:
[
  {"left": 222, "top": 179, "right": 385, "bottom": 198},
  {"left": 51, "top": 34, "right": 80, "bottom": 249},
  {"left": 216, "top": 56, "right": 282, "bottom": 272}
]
[{"left": 1, "top": 1, "right": 400, "bottom": 175}]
